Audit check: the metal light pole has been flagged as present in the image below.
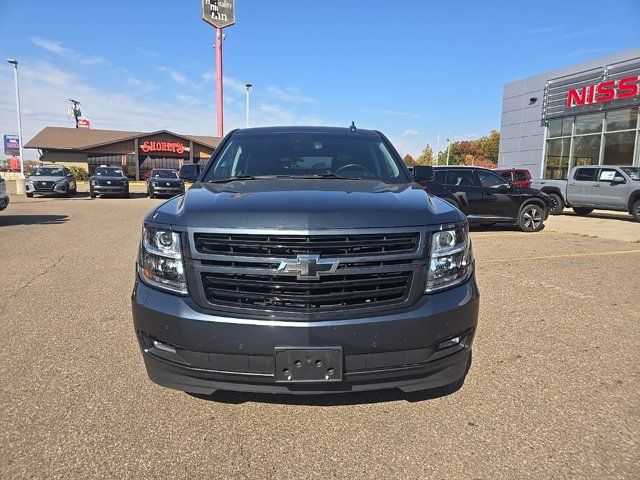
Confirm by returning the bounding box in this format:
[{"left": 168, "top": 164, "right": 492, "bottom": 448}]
[
  {"left": 215, "top": 28, "right": 224, "bottom": 137},
  {"left": 244, "top": 83, "right": 252, "bottom": 128},
  {"left": 446, "top": 138, "right": 451, "bottom": 166},
  {"left": 435, "top": 134, "right": 440, "bottom": 166},
  {"left": 6, "top": 59, "right": 24, "bottom": 176}
]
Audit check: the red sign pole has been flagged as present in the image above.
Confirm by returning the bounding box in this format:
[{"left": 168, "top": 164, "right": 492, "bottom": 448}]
[{"left": 215, "top": 27, "right": 224, "bottom": 138}]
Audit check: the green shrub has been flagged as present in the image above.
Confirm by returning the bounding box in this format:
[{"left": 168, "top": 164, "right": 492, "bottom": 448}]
[{"left": 68, "top": 166, "right": 89, "bottom": 181}]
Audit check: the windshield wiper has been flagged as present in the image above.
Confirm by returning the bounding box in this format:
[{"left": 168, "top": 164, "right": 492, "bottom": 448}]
[
  {"left": 295, "top": 173, "right": 355, "bottom": 180},
  {"left": 208, "top": 175, "right": 258, "bottom": 183}
]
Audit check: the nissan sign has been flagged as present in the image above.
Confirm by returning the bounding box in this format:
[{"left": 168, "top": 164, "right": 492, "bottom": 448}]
[
  {"left": 202, "top": 0, "right": 235, "bottom": 29},
  {"left": 566, "top": 75, "right": 639, "bottom": 108}
]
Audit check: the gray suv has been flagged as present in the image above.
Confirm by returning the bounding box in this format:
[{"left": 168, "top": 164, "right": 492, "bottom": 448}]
[
  {"left": 132, "top": 126, "right": 479, "bottom": 396},
  {"left": 25, "top": 165, "right": 77, "bottom": 197},
  {"left": 532, "top": 165, "right": 640, "bottom": 221}
]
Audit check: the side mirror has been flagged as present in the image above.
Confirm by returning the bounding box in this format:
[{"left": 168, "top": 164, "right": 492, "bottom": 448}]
[
  {"left": 612, "top": 176, "right": 626, "bottom": 184},
  {"left": 413, "top": 165, "right": 435, "bottom": 183}
]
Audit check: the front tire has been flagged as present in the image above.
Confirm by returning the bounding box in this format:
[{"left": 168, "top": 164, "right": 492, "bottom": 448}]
[
  {"left": 547, "top": 193, "right": 564, "bottom": 215},
  {"left": 572, "top": 207, "right": 593, "bottom": 216},
  {"left": 518, "top": 204, "right": 545, "bottom": 232},
  {"left": 90, "top": 189, "right": 96, "bottom": 199},
  {"left": 26, "top": 192, "right": 33, "bottom": 198},
  {"left": 632, "top": 199, "right": 640, "bottom": 222}
]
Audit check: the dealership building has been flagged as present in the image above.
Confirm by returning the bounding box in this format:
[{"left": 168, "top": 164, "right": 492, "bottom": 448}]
[
  {"left": 24, "top": 127, "right": 221, "bottom": 180},
  {"left": 498, "top": 47, "right": 640, "bottom": 179}
]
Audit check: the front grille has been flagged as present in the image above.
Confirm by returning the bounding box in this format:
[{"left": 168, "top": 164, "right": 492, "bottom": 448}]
[
  {"left": 98, "top": 179, "right": 124, "bottom": 187},
  {"left": 35, "top": 181, "right": 54, "bottom": 191},
  {"left": 201, "top": 271, "right": 412, "bottom": 311},
  {"left": 194, "top": 232, "right": 420, "bottom": 258}
]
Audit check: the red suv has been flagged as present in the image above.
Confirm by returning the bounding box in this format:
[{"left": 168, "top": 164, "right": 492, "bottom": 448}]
[{"left": 494, "top": 168, "right": 531, "bottom": 188}]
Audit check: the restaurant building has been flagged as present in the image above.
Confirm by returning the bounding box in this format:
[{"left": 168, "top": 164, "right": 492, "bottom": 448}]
[
  {"left": 498, "top": 47, "right": 640, "bottom": 179},
  {"left": 24, "top": 127, "right": 221, "bottom": 180}
]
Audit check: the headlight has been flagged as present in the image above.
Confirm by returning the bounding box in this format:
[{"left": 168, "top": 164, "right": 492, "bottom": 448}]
[
  {"left": 425, "top": 226, "right": 473, "bottom": 293},
  {"left": 138, "top": 227, "right": 187, "bottom": 294}
]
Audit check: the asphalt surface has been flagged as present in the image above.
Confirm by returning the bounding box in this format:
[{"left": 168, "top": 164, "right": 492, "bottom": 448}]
[{"left": 1, "top": 194, "right": 638, "bottom": 479}]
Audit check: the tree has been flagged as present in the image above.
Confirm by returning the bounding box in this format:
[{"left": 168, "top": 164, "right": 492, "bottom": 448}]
[
  {"left": 402, "top": 154, "right": 417, "bottom": 167},
  {"left": 479, "top": 130, "right": 500, "bottom": 164},
  {"left": 416, "top": 145, "right": 434, "bottom": 165}
]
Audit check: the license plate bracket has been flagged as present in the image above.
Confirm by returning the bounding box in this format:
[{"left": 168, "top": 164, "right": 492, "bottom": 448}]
[{"left": 274, "top": 347, "right": 343, "bottom": 383}]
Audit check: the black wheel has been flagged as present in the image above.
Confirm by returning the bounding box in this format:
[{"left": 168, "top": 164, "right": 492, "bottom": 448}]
[
  {"left": 572, "top": 207, "right": 593, "bottom": 216},
  {"left": 26, "top": 192, "right": 33, "bottom": 198},
  {"left": 124, "top": 191, "right": 130, "bottom": 198},
  {"left": 518, "top": 204, "right": 545, "bottom": 232},
  {"left": 0, "top": 198, "right": 8, "bottom": 210},
  {"left": 547, "top": 193, "right": 564, "bottom": 215},
  {"left": 632, "top": 199, "right": 640, "bottom": 222},
  {"left": 90, "top": 189, "right": 96, "bottom": 198}
]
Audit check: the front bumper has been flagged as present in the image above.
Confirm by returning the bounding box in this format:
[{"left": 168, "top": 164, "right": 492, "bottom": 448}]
[
  {"left": 150, "top": 185, "right": 184, "bottom": 195},
  {"left": 92, "top": 185, "right": 128, "bottom": 195},
  {"left": 131, "top": 275, "right": 479, "bottom": 395},
  {"left": 25, "top": 182, "right": 68, "bottom": 195}
]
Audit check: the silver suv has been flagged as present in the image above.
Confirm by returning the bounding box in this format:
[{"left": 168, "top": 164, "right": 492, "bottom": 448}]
[
  {"left": 0, "top": 176, "right": 9, "bottom": 211},
  {"left": 532, "top": 165, "right": 640, "bottom": 222}
]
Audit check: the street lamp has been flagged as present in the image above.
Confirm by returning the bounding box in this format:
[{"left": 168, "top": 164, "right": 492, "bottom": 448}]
[
  {"left": 446, "top": 138, "right": 451, "bottom": 166},
  {"left": 244, "top": 83, "right": 252, "bottom": 128},
  {"left": 6, "top": 59, "right": 24, "bottom": 176}
]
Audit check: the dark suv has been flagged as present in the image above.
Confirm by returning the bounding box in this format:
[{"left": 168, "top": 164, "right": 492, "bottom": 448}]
[
  {"left": 132, "top": 126, "right": 479, "bottom": 396},
  {"left": 418, "top": 166, "right": 550, "bottom": 232}
]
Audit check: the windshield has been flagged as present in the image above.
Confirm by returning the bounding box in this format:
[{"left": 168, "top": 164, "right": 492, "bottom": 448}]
[
  {"left": 152, "top": 170, "right": 179, "bottom": 179},
  {"left": 621, "top": 167, "right": 640, "bottom": 180},
  {"left": 203, "top": 133, "right": 408, "bottom": 183},
  {"left": 32, "top": 167, "right": 65, "bottom": 177},
  {"left": 95, "top": 167, "right": 124, "bottom": 177}
]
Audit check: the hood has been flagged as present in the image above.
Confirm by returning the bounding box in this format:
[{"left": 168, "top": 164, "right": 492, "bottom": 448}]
[
  {"left": 27, "top": 175, "right": 66, "bottom": 183},
  {"left": 147, "top": 179, "right": 463, "bottom": 229}
]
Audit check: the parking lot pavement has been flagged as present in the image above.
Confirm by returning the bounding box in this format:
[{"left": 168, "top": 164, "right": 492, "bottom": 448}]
[
  {"left": 544, "top": 209, "right": 639, "bottom": 243},
  {"left": 1, "top": 197, "right": 638, "bottom": 479}
]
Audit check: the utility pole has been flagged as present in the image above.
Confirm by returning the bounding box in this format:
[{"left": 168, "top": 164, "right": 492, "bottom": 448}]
[
  {"left": 244, "top": 83, "right": 252, "bottom": 128},
  {"left": 435, "top": 135, "right": 440, "bottom": 166},
  {"left": 215, "top": 28, "right": 224, "bottom": 137},
  {"left": 446, "top": 138, "right": 451, "bottom": 166},
  {"left": 6, "top": 59, "right": 24, "bottom": 176}
]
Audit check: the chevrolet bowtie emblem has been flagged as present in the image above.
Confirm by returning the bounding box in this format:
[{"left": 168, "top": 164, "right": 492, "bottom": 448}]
[{"left": 276, "top": 254, "right": 340, "bottom": 280}]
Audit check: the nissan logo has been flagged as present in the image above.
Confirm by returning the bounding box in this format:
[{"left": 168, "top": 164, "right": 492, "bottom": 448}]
[{"left": 276, "top": 254, "right": 340, "bottom": 280}]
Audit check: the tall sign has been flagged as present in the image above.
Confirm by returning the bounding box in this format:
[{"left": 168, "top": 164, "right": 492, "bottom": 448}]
[
  {"left": 202, "top": 0, "right": 236, "bottom": 138},
  {"left": 4, "top": 135, "right": 20, "bottom": 156}
]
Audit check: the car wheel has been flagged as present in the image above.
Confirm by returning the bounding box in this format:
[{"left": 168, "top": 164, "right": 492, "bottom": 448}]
[
  {"left": 124, "top": 191, "right": 130, "bottom": 198},
  {"left": 90, "top": 189, "right": 96, "bottom": 198},
  {"left": 0, "top": 198, "right": 8, "bottom": 210},
  {"left": 518, "top": 204, "right": 545, "bottom": 232},
  {"left": 26, "top": 192, "right": 33, "bottom": 198},
  {"left": 632, "top": 199, "right": 640, "bottom": 222},
  {"left": 547, "top": 193, "right": 564, "bottom": 215},
  {"left": 572, "top": 207, "right": 593, "bottom": 216}
]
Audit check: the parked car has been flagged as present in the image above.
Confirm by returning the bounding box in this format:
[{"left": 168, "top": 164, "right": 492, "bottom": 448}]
[
  {"left": 0, "top": 177, "right": 9, "bottom": 211},
  {"left": 531, "top": 165, "right": 640, "bottom": 221},
  {"left": 89, "top": 166, "right": 129, "bottom": 198},
  {"left": 416, "top": 165, "right": 550, "bottom": 232},
  {"left": 178, "top": 163, "right": 202, "bottom": 182},
  {"left": 132, "top": 126, "right": 478, "bottom": 396},
  {"left": 25, "top": 165, "right": 77, "bottom": 198},
  {"left": 146, "top": 169, "right": 185, "bottom": 198},
  {"left": 494, "top": 168, "right": 532, "bottom": 188}
]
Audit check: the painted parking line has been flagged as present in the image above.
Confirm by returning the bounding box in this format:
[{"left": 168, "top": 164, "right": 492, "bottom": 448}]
[{"left": 483, "top": 249, "right": 640, "bottom": 264}]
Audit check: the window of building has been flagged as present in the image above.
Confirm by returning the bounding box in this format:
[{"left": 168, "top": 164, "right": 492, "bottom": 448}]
[
  {"left": 575, "top": 112, "right": 603, "bottom": 135},
  {"left": 544, "top": 137, "right": 570, "bottom": 179},
  {"left": 571, "top": 134, "right": 601, "bottom": 167},
  {"left": 606, "top": 108, "right": 638, "bottom": 131},
  {"left": 603, "top": 131, "right": 636, "bottom": 165}
]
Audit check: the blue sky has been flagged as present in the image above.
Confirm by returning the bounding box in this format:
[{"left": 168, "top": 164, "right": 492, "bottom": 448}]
[{"left": 1, "top": 0, "right": 640, "bottom": 159}]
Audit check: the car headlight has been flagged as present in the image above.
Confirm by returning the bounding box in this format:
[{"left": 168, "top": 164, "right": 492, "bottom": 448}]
[
  {"left": 138, "top": 227, "right": 187, "bottom": 295},
  {"left": 425, "top": 225, "right": 473, "bottom": 293}
]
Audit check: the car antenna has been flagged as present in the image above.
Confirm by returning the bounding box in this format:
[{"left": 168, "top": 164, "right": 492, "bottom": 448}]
[{"left": 350, "top": 121, "right": 357, "bottom": 132}]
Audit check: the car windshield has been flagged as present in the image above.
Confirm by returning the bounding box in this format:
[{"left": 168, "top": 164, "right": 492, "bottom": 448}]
[
  {"left": 621, "top": 167, "right": 640, "bottom": 180},
  {"left": 203, "top": 132, "right": 408, "bottom": 183},
  {"left": 95, "top": 167, "right": 124, "bottom": 177},
  {"left": 32, "top": 167, "right": 65, "bottom": 176},
  {"left": 152, "top": 170, "right": 179, "bottom": 179}
]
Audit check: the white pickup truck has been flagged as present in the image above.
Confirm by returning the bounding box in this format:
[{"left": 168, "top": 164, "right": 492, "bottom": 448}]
[{"left": 531, "top": 165, "right": 640, "bottom": 222}]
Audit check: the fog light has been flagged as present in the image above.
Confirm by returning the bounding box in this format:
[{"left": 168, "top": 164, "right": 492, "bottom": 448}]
[
  {"left": 438, "top": 336, "right": 461, "bottom": 350},
  {"left": 153, "top": 340, "right": 176, "bottom": 354}
]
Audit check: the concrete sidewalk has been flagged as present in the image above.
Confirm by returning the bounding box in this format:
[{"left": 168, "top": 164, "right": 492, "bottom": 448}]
[{"left": 546, "top": 209, "right": 639, "bottom": 243}]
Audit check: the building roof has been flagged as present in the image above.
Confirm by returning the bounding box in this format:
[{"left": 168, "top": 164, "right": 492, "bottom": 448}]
[{"left": 24, "top": 127, "right": 221, "bottom": 151}]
